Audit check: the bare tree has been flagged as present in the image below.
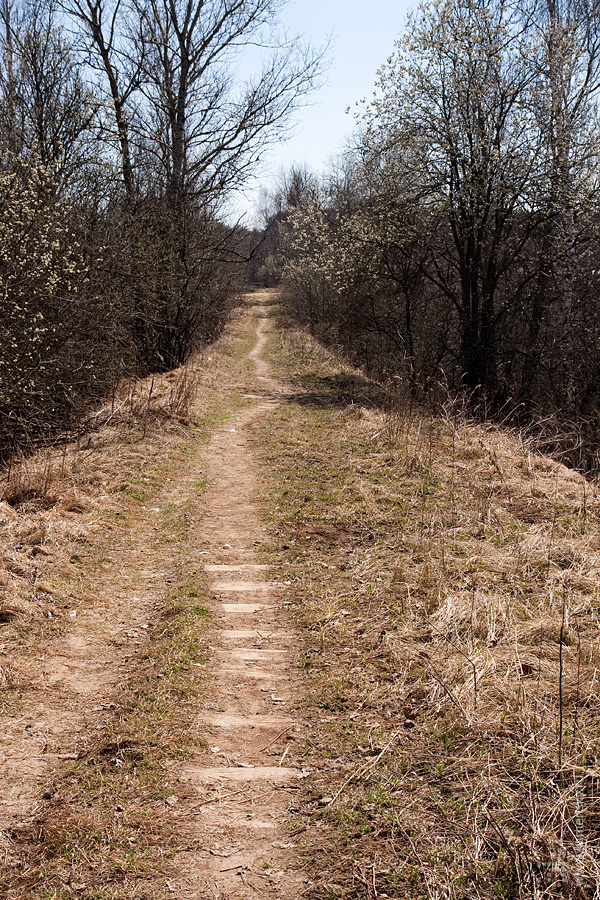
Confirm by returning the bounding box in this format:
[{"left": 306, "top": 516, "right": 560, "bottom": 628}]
[
  {"left": 0, "top": 0, "right": 99, "bottom": 191},
  {"left": 354, "top": 0, "right": 544, "bottom": 396},
  {"left": 63, "top": 0, "right": 323, "bottom": 210},
  {"left": 523, "top": 0, "right": 600, "bottom": 397},
  {"left": 278, "top": 0, "right": 600, "bottom": 469},
  {"left": 59, "top": 0, "right": 324, "bottom": 371},
  {"left": 63, "top": 0, "right": 143, "bottom": 205}
]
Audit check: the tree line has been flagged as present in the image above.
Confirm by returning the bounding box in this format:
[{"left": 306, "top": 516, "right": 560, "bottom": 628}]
[
  {"left": 0, "top": 0, "right": 321, "bottom": 461},
  {"left": 272, "top": 0, "right": 600, "bottom": 473}
]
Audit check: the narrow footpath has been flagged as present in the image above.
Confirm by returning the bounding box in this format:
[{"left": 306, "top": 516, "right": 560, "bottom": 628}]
[
  {"left": 0, "top": 297, "right": 311, "bottom": 899},
  {"left": 172, "top": 301, "right": 308, "bottom": 898}
]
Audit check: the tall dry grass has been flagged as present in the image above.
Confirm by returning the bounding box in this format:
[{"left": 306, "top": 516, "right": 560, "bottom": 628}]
[{"left": 0, "top": 360, "right": 204, "bottom": 638}]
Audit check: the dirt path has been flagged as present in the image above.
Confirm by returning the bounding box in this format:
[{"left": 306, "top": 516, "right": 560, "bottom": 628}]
[{"left": 170, "top": 301, "right": 308, "bottom": 897}]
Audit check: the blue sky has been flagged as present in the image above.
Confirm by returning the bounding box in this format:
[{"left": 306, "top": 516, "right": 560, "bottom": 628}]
[{"left": 231, "top": 0, "right": 413, "bottom": 224}]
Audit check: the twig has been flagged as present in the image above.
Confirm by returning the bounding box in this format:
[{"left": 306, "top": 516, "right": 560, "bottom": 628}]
[
  {"left": 426, "top": 664, "right": 471, "bottom": 723},
  {"left": 279, "top": 744, "right": 290, "bottom": 766},
  {"left": 198, "top": 788, "right": 248, "bottom": 806},
  {"left": 171, "top": 422, "right": 193, "bottom": 439},
  {"left": 259, "top": 727, "right": 293, "bottom": 752},
  {"left": 99, "top": 398, "right": 130, "bottom": 428},
  {"left": 326, "top": 731, "right": 400, "bottom": 807},
  {"left": 421, "top": 613, "right": 478, "bottom": 710},
  {"left": 546, "top": 468, "right": 560, "bottom": 570}
]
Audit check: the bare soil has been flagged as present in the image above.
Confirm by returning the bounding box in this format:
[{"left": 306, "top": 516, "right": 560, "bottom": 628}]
[
  {"left": 167, "top": 304, "right": 310, "bottom": 897},
  {"left": 0, "top": 475, "right": 183, "bottom": 837}
]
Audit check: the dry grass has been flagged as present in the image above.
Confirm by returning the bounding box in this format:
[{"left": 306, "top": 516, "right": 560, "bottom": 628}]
[
  {"left": 0, "top": 330, "right": 250, "bottom": 635},
  {"left": 90, "top": 360, "right": 201, "bottom": 436},
  {"left": 260, "top": 323, "right": 600, "bottom": 899}
]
